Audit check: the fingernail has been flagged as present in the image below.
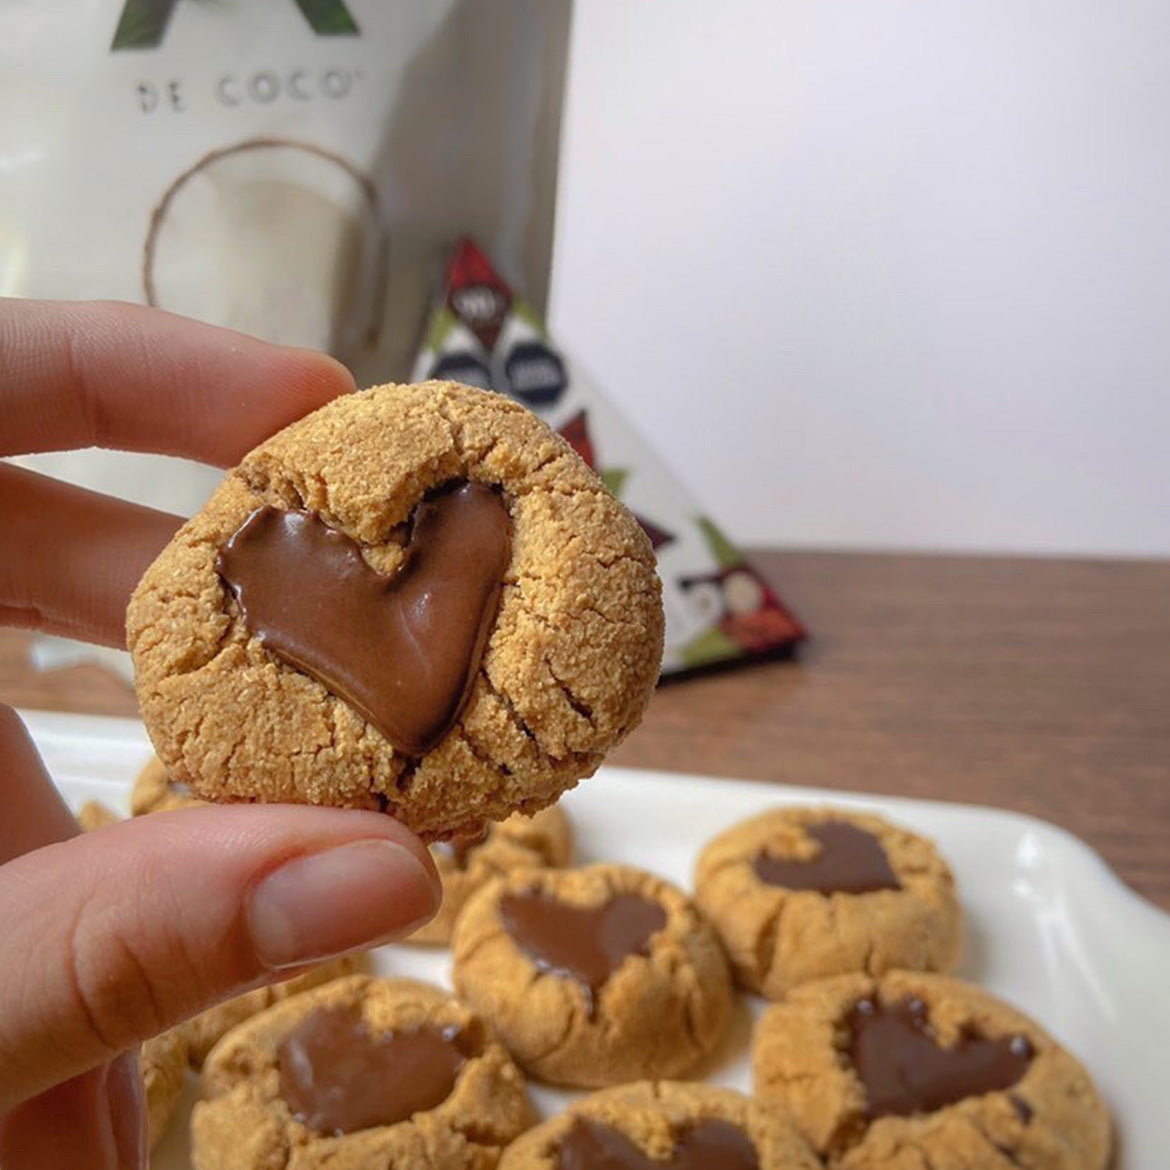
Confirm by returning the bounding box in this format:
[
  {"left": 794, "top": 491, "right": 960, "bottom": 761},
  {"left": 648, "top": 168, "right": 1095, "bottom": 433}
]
[
  {"left": 248, "top": 839, "right": 439, "bottom": 968},
  {"left": 105, "top": 1050, "right": 147, "bottom": 1170}
]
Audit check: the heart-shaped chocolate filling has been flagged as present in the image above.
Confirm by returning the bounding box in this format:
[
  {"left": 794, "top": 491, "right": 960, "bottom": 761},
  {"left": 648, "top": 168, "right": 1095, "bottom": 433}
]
[
  {"left": 216, "top": 480, "right": 511, "bottom": 757},
  {"left": 848, "top": 997, "right": 1034, "bottom": 1119},
  {"left": 753, "top": 821, "right": 901, "bottom": 895},
  {"left": 499, "top": 891, "right": 667, "bottom": 1018},
  {"left": 558, "top": 1118, "right": 759, "bottom": 1170},
  {"left": 278, "top": 1008, "right": 474, "bottom": 1135}
]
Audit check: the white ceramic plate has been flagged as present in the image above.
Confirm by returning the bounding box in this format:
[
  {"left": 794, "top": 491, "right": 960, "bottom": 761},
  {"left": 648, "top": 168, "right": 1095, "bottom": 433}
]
[{"left": 22, "top": 710, "right": 1170, "bottom": 1167}]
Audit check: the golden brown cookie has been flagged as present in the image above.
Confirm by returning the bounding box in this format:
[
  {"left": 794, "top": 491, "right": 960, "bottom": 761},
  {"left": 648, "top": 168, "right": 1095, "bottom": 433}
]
[
  {"left": 76, "top": 800, "right": 121, "bottom": 831},
  {"left": 451, "top": 864, "right": 733, "bottom": 1088},
  {"left": 694, "top": 808, "right": 960, "bottom": 997},
  {"left": 752, "top": 971, "right": 1112, "bottom": 1169},
  {"left": 130, "top": 753, "right": 205, "bottom": 815},
  {"left": 142, "top": 1025, "right": 189, "bottom": 1149},
  {"left": 499, "top": 1081, "right": 821, "bottom": 1170},
  {"left": 128, "top": 381, "right": 663, "bottom": 841},
  {"left": 185, "top": 954, "right": 368, "bottom": 1068},
  {"left": 192, "top": 974, "right": 535, "bottom": 1170},
  {"left": 412, "top": 804, "right": 574, "bottom": 946}
]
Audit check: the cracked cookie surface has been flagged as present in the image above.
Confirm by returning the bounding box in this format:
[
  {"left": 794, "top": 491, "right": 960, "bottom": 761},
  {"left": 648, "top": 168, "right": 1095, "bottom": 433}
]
[
  {"left": 451, "top": 864, "right": 733, "bottom": 1088},
  {"left": 413, "top": 803, "right": 573, "bottom": 946},
  {"left": 192, "top": 974, "right": 535, "bottom": 1170},
  {"left": 694, "top": 808, "right": 960, "bottom": 997},
  {"left": 498, "top": 1081, "right": 821, "bottom": 1169},
  {"left": 127, "top": 381, "right": 663, "bottom": 840},
  {"left": 752, "top": 971, "right": 1112, "bottom": 1169}
]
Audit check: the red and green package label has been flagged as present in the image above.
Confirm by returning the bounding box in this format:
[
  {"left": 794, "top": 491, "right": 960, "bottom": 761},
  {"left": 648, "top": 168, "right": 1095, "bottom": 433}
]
[{"left": 413, "top": 237, "right": 805, "bottom": 676}]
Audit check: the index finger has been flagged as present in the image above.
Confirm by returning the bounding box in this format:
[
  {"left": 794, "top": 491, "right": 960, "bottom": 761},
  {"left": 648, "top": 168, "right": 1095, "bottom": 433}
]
[{"left": 0, "top": 299, "right": 355, "bottom": 465}]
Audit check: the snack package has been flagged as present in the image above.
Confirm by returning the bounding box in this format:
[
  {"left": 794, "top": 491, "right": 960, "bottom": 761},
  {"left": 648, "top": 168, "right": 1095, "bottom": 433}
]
[{"left": 413, "top": 239, "right": 806, "bottom": 677}]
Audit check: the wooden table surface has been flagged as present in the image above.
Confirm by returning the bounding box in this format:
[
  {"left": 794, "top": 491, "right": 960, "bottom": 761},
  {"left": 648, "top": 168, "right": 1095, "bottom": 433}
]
[{"left": 2, "top": 549, "right": 1168, "bottom": 907}]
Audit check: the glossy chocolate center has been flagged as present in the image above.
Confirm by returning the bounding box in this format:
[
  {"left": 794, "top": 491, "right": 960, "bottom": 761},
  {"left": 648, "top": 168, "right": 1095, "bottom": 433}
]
[
  {"left": 499, "top": 891, "right": 667, "bottom": 1018},
  {"left": 753, "top": 821, "right": 901, "bottom": 894},
  {"left": 848, "top": 997, "right": 1034, "bottom": 1119},
  {"left": 557, "top": 1118, "right": 759, "bottom": 1170},
  {"left": 216, "top": 480, "right": 511, "bottom": 756},
  {"left": 278, "top": 1008, "right": 471, "bottom": 1135}
]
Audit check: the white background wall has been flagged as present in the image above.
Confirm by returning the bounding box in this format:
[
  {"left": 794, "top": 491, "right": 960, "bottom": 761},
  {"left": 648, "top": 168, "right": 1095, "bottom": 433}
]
[{"left": 550, "top": 1, "right": 1170, "bottom": 556}]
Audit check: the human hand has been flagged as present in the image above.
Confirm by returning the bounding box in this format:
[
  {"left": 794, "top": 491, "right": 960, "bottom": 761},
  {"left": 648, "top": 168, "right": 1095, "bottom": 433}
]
[{"left": 0, "top": 301, "right": 441, "bottom": 1168}]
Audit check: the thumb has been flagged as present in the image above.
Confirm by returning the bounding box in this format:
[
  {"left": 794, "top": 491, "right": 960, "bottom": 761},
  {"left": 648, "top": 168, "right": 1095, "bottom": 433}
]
[{"left": 0, "top": 804, "right": 439, "bottom": 1110}]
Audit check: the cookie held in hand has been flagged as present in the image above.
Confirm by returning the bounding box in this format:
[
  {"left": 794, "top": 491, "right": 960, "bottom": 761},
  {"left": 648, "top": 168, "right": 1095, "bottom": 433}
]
[
  {"left": 452, "top": 864, "right": 733, "bottom": 1087},
  {"left": 498, "top": 1081, "right": 821, "bottom": 1170},
  {"left": 752, "top": 971, "right": 1112, "bottom": 1169},
  {"left": 127, "top": 381, "right": 664, "bottom": 839},
  {"left": 695, "top": 808, "right": 960, "bottom": 997}
]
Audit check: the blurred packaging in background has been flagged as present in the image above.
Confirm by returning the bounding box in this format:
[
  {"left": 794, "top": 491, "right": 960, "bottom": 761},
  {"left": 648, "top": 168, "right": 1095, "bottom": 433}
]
[
  {"left": 2, "top": 0, "right": 569, "bottom": 513},
  {"left": 414, "top": 239, "right": 806, "bottom": 676},
  {"left": 1, "top": 0, "right": 569, "bottom": 673}
]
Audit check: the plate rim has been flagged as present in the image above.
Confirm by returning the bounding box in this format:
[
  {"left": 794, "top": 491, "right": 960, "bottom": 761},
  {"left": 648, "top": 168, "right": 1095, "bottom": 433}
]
[{"left": 22, "top": 707, "right": 1169, "bottom": 933}]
